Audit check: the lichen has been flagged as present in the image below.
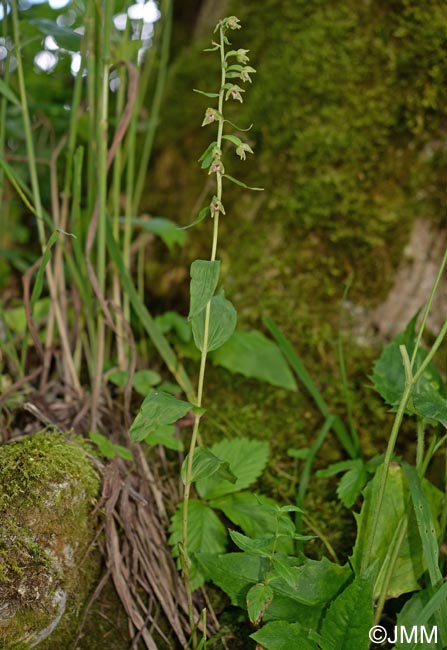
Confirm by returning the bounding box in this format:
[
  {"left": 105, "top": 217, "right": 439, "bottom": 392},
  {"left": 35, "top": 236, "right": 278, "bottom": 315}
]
[{"left": 0, "top": 430, "right": 100, "bottom": 649}]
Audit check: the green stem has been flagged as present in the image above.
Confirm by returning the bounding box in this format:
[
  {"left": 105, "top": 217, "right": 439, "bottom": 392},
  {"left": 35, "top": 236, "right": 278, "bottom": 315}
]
[
  {"left": 416, "top": 418, "right": 425, "bottom": 473},
  {"left": 182, "top": 24, "right": 226, "bottom": 647},
  {"left": 373, "top": 515, "right": 408, "bottom": 626}
]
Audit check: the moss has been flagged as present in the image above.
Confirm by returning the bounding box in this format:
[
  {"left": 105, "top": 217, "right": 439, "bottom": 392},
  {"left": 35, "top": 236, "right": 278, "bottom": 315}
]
[{"left": 0, "top": 430, "right": 101, "bottom": 649}]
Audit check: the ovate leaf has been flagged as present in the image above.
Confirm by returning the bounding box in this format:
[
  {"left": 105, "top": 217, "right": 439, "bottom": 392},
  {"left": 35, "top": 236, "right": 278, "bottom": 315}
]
[
  {"left": 89, "top": 432, "right": 134, "bottom": 461},
  {"left": 247, "top": 583, "right": 274, "bottom": 625},
  {"left": 211, "top": 330, "right": 297, "bottom": 390},
  {"left": 169, "top": 500, "right": 228, "bottom": 590},
  {"left": 144, "top": 424, "right": 183, "bottom": 451},
  {"left": 192, "top": 293, "right": 237, "bottom": 352},
  {"left": 251, "top": 621, "right": 318, "bottom": 650},
  {"left": 320, "top": 568, "right": 375, "bottom": 650},
  {"left": 181, "top": 448, "right": 237, "bottom": 485},
  {"left": 133, "top": 369, "right": 161, "bottom": 396},
  {"left": 129, "top": 391, "right": 192, "bottom": 442},
  {"left": 196, "top": 438, "right": 269, "bottom": 499},
  {"left": 188, "top": 260, "right": 221, "bottom": 319}
]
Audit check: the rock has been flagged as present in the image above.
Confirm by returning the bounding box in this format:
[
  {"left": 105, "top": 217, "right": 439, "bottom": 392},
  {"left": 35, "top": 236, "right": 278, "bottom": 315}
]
[{"left": 0, "top": 430, "right": 100, "bottom": 649}]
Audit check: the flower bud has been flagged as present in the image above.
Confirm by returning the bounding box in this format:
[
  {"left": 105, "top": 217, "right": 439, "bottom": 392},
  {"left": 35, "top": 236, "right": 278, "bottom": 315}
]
[
  {"left": 202, "top": 107, "right": 220, "bottom": 126},
  {"left": 236, "top": 49, "right": 250, "bottom": 64}
]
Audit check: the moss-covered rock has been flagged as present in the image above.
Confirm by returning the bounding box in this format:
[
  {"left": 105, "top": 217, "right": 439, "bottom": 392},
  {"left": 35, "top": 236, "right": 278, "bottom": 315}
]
[{"left": 0, "top": 430, "right": 100, "bottom": 649}]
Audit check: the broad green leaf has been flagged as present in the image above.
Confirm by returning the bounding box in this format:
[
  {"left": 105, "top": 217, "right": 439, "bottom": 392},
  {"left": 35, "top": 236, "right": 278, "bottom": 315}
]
[
  {"left": 196, "top": 552, "right": 351, "bottom": 608},
  {"left": 129, "top": 391, "right": 192, "bottom": 442},
  {"left": 188, "top": 260, "right": 221, "bottom": 319},
  {"left": 229, "top": 530, "right": 275, "bottom": 556},
  {"left": 181, "top": 448, "right": 236, "bottom": 485},
  {"left": 4, "top": 298, "right": 50, "bottom": 334},
  {"left": 179, "top": 206, "right": 210, "bottom": 230},
  {"left": 0, "top": 79, "right": 20, "bottom": 107},
  {"left": 89, "top": 432, "right": 133, "bottom": 461},
  {"left": 320, "top": 569, "right": 375, "bottom": 650},
  {"left": 210, "top": 492, "right": 294, "bottom": 554},
  {"left": 192, "top": 293, "right": 237, "bottom": 353},
  {"left": 133, "top": 370, "right": 161, "bottom": 396},
  {"left": 195, "top": 438, "right": 269, "bottom": 499},
  {"left": 158, "top": 381, "right": 181, "bottom": 395},
  {"left": 351, "top": 464, "right": 443, "bottom": 599},
  {"left": 28, "top": 18, "right": 82, "bottom": 50},
  {"left": 223, "top": 174, "right": 263, "bottom": 190},
  {"left": 371, "top": 314, "right": 446, "bottom": 421},
  {"left": 127, "top": 217, "right": 185, "bottom": 251},
  {"left": 210, "top": 330, "right": 297, "bottom": 391},
  {"left": 169, "top": 500, "right": 227, "bottom": 590},
  {"left": 251, "top": 621, "right": 318, "bottom": 650},
  {"left": 247, "top": 583, "right": 274, "bottom": 625},
  {"left": 144, "top": 424, "right": 183, "bottom": 451}
]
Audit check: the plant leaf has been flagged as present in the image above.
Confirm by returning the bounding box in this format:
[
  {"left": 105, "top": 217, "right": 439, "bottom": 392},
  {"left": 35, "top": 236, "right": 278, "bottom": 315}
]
[
  {"left": 89, "top": 432, "right": 133, "bottom": 461},
  {"left": 28, "top": 18, "right": 82, "bottom": 50},
  {"left": 210, "top": 491, "right": 294, "bottom": 554},
  {"left": 229, "top": 530, "right": 275, "bottom": 556},
  {"left": 155, "top": 311, "right": 191, "bottom": 343},
  {"left": 179, "top": 205, "right": 210, "bottom": 230},
  {"left": 196, "top": 438, "right": 269, "bottom": 499},
  {"left": 210, "top": 330, "right": 297, "bottom": 390},
  {"left": 193, "top": 89, "right": 220, "bottom": 98},
  {"left": 191, "top": 293, "right": 237, "bottom": 353},
  {"left": 222, "top": 134, "right": 243, "bottom": 147},
  {"left": 223, "top": 174, "right": 263, "bottom": 190},
  {"left": 250, "top": 621, "right": 318, "bottom": 650},
  {"left": 0, "top": 79, "right": 20, "bottom": 107},
  {"left": 133, "top": 370, "right": 161, "bottom": 396},
  {"left": 128, "top": 217, "right": 185, "bottom": 251},
  {"left": 320, "top": 568, "right": 375, "bottom": 650},
  {"left": 351, "top": 464, "right": 443, "bottom": 599},
  {"left": 198, "top": 141, "right": 217, "bottom": 169},
  {"left": 144, "top": 424, "right": 183, "bottom": 451},
  {"left": 247, "top": 583, "right": 274, "bottom": 625},
  {"left": 188, "top": 260, "right": 221, "bottom": 319},
  {"left": 181, "top": 448, "right": 237, "bottom": 485},
  {"left": 129, "top": 391, "right": 192, "bottom": 442},
  {"left": 169, "top": 500, "right": 228, "bottom": 590}
]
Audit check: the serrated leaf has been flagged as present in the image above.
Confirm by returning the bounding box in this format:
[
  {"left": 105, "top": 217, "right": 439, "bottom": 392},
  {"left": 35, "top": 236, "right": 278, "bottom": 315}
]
[
  {"left": 336, "top": 460, "right": 368, "bottom": 508},
  {"left": 351, "top": 464, "right": 443, "bottom": 599},
  {"left": 210, "top": 492, "right": 294, "bottom": 554},
  {"left": 28, "top": 18, "right": 82, "bottom": 50},
  {"left": 211, "top": 330, "right": 297, "bottom": 390},
  {"left": 169, "top": 500, "right": 227, "bottom": 590},
  {"left": 320, "top": 568, "right": 375, "bottom": 650},
  {"left": 129, "top": 391, "right": 192, "bottom": 442},
  {"left": 223, "top": 174, "right": 263, "bottom": 190},
  {"left": 181, "top": 448, "right": 236, "bottom": 485},
  {"left": 188, "top": 260, "right": 221, "bottom": 319},
  {"left": 192, "top": 293, "right": 237, "bottom": 353},
  {"left": 133, "top": 370, "right": 161, "bottom": 396},
  {"left": 247, "top": 583, "right": 274, "bottom": 625},
  {"left": 371, "top": 314, "right": 446, "bottom": 420},
  {"left": 251, "top": 621, "right": 318, "bottom": 650},
  {"left": 144, "top": 424, "right": 183, "bottom": 451},
  {"left": 230, "top": 530, "right": 275, "bottom": 556},
  {"left": 179, "top": 205, "right": 210, "bottom": 230},
  {"left": 196, "top": 438, "right": 269, "bottom": 499}
]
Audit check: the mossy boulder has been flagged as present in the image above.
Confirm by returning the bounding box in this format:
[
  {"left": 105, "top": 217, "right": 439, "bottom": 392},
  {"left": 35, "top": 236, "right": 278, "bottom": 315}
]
[{"left": 0, "top": 430, "right": 100, "bottom": 649}]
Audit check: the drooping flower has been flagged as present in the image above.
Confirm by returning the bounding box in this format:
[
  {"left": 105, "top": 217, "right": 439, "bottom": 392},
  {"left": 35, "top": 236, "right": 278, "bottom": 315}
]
[
  {"left": 235, "top": 142, "right": 254, "bottom": 160},
  {"left": 225, "top": 84, "right": 245, "bottom": 102},
  {"left": 202, "top": 107, "right": 220, "bottom": 126}
]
